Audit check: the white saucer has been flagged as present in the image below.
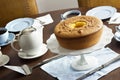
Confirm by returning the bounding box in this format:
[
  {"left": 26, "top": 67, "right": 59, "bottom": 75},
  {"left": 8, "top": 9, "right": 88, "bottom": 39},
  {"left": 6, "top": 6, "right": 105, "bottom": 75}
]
[
  {"left": 0, "top": 55, "right": 10, "bottom": 67},
  {"left": 5, "top": 18, "right": 34, "bottom": 32},
  {"left": 86, "top": 6, "right": 117, "bottom": 20},
  {"left": 0, "top": 33, "right": 15, "bottom": 46},
  {"left": 46, "top": 25, "right": 113, "bottom": 55},
  {"left": 18, "top": 43, "right": 48, "bottom": 59}
]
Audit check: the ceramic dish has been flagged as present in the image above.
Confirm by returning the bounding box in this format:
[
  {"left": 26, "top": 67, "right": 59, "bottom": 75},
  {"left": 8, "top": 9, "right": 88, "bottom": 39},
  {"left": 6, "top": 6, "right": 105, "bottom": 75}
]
[
  {"left": 18, "top": 44, "right": 48, "bottom": 59},
  {"left": 5, "top": 18, "right": 34, "bottom": 32},
  {"left": 86, "top": 6, "right": 117, "bottom": 20},
  {"left": 61, "top": 10, "right": 81, "bottom": 20},
  {"left": 0, "top": 33, "right": 15, "bottom": 46},
  {"left": 0, "top": 55, "right": 10, "bottom": 67},
  {"left": 46, "top": 25, "right": 113, "bottom": 55}
]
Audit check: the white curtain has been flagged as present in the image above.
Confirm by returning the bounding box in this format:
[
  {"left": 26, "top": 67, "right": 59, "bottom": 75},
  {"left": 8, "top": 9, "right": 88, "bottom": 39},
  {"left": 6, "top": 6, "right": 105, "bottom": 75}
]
[{"left": 36, "top": 0, "right": 78, "bottom": 13}]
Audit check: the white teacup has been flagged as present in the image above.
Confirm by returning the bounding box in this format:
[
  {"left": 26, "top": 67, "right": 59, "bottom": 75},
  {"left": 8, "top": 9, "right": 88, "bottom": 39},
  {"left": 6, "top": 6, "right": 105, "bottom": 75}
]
[
  {"left": 11, "top": 26, "right": 43, "bottom": 56},
  {"left": 61, "top": 10, "right": 81, "bottom": 20},
  {"left": 0, "top": 28, "right": 9, "bottom": 44}
]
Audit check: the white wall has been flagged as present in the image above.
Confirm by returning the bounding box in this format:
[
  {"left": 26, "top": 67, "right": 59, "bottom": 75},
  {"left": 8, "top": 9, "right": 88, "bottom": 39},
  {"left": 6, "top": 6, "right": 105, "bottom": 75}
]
[{"left": 36, "top": 0, "right": 78, "bottom": 13}]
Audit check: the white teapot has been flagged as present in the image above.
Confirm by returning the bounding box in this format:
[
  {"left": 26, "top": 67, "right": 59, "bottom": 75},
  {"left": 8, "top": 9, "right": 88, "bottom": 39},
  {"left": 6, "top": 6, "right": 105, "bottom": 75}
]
[{"left": 11, "top": 26, "right": 43, "bottom": 56}]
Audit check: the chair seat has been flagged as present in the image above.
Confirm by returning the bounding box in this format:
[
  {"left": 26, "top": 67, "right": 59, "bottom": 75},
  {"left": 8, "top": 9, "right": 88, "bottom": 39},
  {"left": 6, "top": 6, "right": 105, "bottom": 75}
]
[{"left": 78, "top": 0, "right": 120, "bottom": 8}]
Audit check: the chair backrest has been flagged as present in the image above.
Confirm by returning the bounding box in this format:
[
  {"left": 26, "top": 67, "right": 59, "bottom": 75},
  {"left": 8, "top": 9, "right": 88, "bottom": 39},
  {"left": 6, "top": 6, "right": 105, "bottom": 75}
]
[
  {"left": 0, "top": 0, "right": 39, "bottom": 27},
  {"left": 77, "top": 0, "right": 120, "bottom": 8}
]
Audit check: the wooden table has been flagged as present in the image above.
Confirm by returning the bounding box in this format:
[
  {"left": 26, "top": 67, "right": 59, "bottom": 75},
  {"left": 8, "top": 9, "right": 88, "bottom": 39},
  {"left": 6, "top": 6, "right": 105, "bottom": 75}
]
[{"left": 0, "top": 7, "right": 120, "bottom": 80}]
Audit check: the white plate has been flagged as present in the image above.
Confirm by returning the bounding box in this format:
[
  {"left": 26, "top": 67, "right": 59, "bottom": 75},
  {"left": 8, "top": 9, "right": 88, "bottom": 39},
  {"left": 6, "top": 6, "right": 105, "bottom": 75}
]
[
  {"left": 86, "top": 6, "right": 117, "bottom": 20},
  {"left": 5, "top": 18, "right": 34, "bottom": 32},
  {"left": 46, "top": 25, "right": 113, "bottom": 55},
  {"left": 18, "top": 44, "right": 48, "bottom": 59},
  {"left": 0, "top": 55, "right": 10, "bottom": 67},
  {"left": 0, "top": 33, "right": 15, "bottom": 46}
]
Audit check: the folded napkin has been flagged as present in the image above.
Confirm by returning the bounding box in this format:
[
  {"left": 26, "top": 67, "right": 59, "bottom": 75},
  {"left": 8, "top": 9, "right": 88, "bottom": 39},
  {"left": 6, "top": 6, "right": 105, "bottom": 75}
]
[
  {"left": 41, "top": 48, "right": 120, "bottom": 80},
  {"left": 109, "top": 12, "right": 120, "bottom": 24},
  {"left": 32, "top": 14, "right": 54, "bottom": 31},
  {"left": 32, "top": 14, "right": 54, "bottom": 28},
  {"left": 36, "top": 14, "right": 53, "bottom": 25}
]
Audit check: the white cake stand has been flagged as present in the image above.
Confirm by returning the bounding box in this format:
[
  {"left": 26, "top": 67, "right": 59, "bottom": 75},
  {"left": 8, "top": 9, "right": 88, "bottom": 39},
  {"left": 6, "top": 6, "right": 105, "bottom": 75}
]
[{"left": 47, "top": 25, "right": 113, "bottom": 70}]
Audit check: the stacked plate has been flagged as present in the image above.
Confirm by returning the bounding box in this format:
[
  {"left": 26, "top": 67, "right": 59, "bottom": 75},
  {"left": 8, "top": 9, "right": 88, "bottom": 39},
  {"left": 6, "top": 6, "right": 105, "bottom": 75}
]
[
  {"left": 86, "top": 6, "right": 117, "bottom": 20},
  {"left": 5, "top": 18, "right": 34, "bottom": 32}
]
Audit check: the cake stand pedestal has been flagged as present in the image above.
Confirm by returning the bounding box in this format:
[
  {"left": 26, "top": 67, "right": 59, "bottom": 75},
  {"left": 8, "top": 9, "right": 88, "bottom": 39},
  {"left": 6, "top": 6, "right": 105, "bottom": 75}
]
[{"left": 71, "top": 54, "right": 98, "bottom": 70}]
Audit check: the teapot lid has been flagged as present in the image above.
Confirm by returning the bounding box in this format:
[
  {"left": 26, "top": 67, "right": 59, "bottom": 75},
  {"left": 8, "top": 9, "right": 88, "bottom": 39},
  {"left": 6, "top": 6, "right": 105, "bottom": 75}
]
[{"left": 20, "top": 26, "right": 36, "bottom": 36}]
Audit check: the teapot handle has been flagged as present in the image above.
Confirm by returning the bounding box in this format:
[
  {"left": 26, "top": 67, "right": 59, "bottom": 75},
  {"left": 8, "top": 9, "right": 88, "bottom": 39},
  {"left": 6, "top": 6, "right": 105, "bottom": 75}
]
[{"left": 11, "top": 40, "right": 22, "bottom": 52}]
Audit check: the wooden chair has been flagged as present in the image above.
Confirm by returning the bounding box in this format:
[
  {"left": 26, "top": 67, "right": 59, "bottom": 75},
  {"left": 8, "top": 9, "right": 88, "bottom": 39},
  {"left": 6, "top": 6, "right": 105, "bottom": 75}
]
[
  {"left": 77, "top": 0, "right": 120, "bottom": 8},
  {"left": 0, "top": 0, "right": 39, "bottom": 27}
]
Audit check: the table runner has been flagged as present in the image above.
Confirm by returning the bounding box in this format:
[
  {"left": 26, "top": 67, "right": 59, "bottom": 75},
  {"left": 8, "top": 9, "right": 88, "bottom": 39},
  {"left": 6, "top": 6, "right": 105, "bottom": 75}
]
[{"left": 41, "top": 48, "right": 120, "bottom": 80}]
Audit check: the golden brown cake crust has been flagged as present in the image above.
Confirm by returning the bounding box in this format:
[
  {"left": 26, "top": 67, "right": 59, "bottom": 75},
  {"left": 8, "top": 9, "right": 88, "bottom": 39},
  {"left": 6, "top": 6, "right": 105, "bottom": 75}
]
[
  {"left": 54, "top": 15, "right": 103, "bottom": 50},
  {"left": 55, "top": 28, "right": 103, "bottom": 50},
  {"left": 54, "top": 16, "right": 103, "bottom": 38}
]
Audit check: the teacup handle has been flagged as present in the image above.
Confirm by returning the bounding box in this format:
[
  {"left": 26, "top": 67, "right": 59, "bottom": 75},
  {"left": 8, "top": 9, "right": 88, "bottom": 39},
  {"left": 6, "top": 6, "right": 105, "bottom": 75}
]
[
  {"left": 115, "top": 26, "right": 120, "bottom": 32},
  {"left": 11, "top": 40, "right": 22, "bottom": 52}
]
